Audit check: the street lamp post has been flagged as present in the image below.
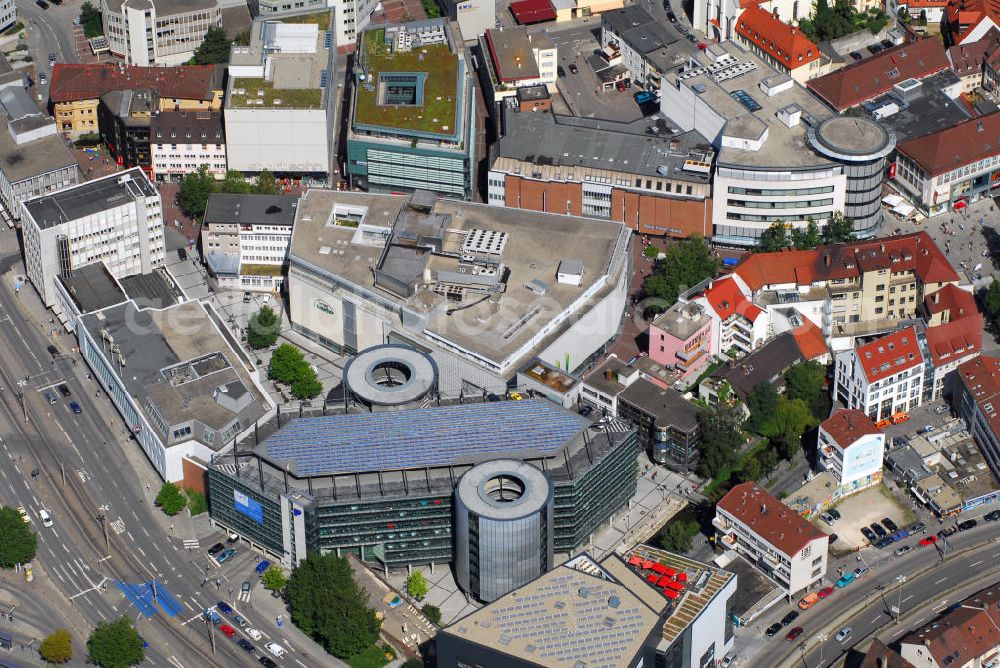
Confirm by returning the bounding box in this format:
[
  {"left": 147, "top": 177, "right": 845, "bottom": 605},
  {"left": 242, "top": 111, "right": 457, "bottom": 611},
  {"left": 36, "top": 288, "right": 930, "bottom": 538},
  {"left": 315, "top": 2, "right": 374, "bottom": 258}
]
[
  {"left": 894, "top": 574, "right": 907, "bottom": 623},
  {"left": 817, "top": 632, "right": 828, "bottom": 666}
]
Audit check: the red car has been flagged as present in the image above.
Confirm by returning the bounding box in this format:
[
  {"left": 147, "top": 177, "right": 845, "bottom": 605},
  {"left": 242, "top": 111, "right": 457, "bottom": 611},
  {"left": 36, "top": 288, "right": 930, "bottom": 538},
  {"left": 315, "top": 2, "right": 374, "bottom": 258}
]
[
  {"left": 786, "top": 626, "right": 804, "bottom": 641},
  {"left": 920, "top": 535, "right": 938, "bottom": 546},
  {"left": 818, "top": 586, "right": 835, "bottom": 598},
  {"left": 219, "top": 625, "right": 236, "bottom": 638}
]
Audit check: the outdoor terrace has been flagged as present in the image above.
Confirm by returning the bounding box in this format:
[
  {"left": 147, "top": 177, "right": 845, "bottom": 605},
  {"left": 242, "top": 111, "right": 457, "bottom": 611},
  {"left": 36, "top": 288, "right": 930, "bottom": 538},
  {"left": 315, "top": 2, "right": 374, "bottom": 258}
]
[{"left": 229, "top": 77, "right": 324, "bottom": 109}]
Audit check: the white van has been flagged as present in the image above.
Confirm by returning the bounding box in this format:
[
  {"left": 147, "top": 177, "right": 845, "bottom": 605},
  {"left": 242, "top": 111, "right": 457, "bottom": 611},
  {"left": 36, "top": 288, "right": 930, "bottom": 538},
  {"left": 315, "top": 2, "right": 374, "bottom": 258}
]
[{"left": 39, "top": 509, "right": 52, "bottom": 528}]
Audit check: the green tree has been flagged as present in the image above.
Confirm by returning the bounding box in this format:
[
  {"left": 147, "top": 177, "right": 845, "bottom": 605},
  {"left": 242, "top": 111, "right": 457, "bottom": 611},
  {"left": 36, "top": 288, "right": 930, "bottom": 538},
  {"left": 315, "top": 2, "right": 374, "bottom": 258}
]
[
  {"left": 287, "top": 554, "right": 380, "bottom": 659},
  {"left": 86, "top": 616, "right": 144, "bottom": 668},
  {"left": 0, "top": 506, "right": 36, "bottom": 568},
  {"left": 291, "top": 369, "right": 323, "bottom": 400},
  {"left": 220, "top": 170, "right": 252, "bottom": 194},
  {"left": 255, "top": 169, "right": 280, "bottom": 195},
  {"left": 791, "top": 219, "right": 821, "bottom": 250},
  {"left": 262, "top": 565, "right": 288, "bottom": 592},
  {"left": 247, "top": 305, "right": 280, "bottom": 349},
  {"left": 268, "top": 343, "right": 306, "bottom": 384},
  {"left": 985, "top": 280, "right": 1000, "bottom": 330},
  {"left": 177, "top": 165, "right": 215, "bottom": 218},
  {"left": 402, "top": 660, "right": 425, "bottom": 668},
  {"left": 760, "top": 446, "right": 779, "bottom": 477},
  {"left": 39, "top": 629, "right": 73, "bottom": 664},
  {"left": 784, "top": 361, "right": 828, "bottom": 418},
  {"left": 191, "top": 26, "right": 232, "bottom": 65},
  {"left": 657, "top": 519, "right": 701, "bottom": 552},
  {"left": 420, "top": 604, "right": 441, "bottom": 625},
  {"left": 154, "top": 482, "right": 187, "bottom": 516},
  {"left": 233, "top": 26, "right": 252, "bottom": 45},
  {"left": 696, "top": 399, "right": 744, "bottom": 479},
  {"left": 824, "top": 212, "right": 856, "bottom": 245},
  {"left": 757, "top": 223, "right": 789, "bottom": 253},
  {"left": 739, "top": 455, "right": 765, "bottom": 482},
  {"left": 406, "top": 571, "right": 428, "bottom": 600},
  {"left": 80, "top": 1, "right": 103, "bottom": 38},
  {"left": 745, "top": 382, "right": 779, "bottom": 435},
  {"left": 642, "top": 236, "right": 719, "bottom": 311},
  {"left": 770, "top": 397, "right": 815, "bottom": 459}
]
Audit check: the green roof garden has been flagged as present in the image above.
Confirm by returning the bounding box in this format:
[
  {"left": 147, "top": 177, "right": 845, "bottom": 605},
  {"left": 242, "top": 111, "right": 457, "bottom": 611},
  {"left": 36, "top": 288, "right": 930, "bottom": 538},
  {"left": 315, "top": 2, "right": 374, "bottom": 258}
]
[
  {"left": 278, "top": 11, "right": 331, "bottom": 31},
  {"left": 229, "top": 77, "right": 324, "bottom": 109},
  {"left": 354, "top": 28, "right": 461, "bottom": 137}
]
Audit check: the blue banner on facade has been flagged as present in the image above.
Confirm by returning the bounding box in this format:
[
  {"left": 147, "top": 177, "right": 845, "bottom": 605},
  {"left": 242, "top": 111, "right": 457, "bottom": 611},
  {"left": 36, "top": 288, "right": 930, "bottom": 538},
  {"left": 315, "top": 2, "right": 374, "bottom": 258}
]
[{"left": 233, "top": 490, "right": 263, "bottom": 524}]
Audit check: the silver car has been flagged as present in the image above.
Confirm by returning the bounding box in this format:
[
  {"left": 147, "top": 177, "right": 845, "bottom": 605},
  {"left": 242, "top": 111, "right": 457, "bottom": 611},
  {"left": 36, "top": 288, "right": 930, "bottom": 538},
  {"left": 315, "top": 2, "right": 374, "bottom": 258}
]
[{"left": 836, "top": 626, "right": 853, "bottom": 641}]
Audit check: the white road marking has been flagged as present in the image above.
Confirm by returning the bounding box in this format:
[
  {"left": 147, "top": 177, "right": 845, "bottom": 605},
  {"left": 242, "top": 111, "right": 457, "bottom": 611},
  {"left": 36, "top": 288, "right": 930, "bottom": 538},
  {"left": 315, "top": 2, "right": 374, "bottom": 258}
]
[
  {"left": 972, "top": 560, "right": 984, "bottom": 567},
  {"left": 61, "top": 542, "right": 69, "bottom": 554},
  {"left": 933, "top": 600, "right": 949, "bottom": 611},
  {"left": 870, "top": 614, "right": 882, "bottom": 623},
  {"left": 935, "top": 577, "right": 948, "bottom": 584},
  {"left": 903, "top": 595, "right": 914, "bottom": 604}
]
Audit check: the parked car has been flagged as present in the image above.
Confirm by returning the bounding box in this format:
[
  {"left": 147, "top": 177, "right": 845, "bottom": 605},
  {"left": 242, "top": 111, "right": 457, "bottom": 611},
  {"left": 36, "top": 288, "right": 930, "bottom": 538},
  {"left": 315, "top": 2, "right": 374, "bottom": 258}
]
[
  {"left": 984, "top": 510, "right": 1000, "bottom": 521},
  {"left": 818, "top": 586, "right": 835, "bottom": 598},
  {"left": 938, "top": 526, "right": 957, "bottom": 537},
  {"left": 16, "top": 507, "right": 29, "bottom": 523},
  {"left": 48, "top": 53, "right": 56, "bottom": 68},
  {"left": 909, "top": 522, "right": 926, "bottom": 533},
  {"left": 216, "top": 601, "right": 234, "bottom": 615},
  {"left": 765, "top": 623, "right": 782, "bottom": 637},
  {"left": 780, "top": 611, "right": 799, "bottom": 626},
  {"left": 217, "top": 549, "right": 237, "bottom": 563},
  {"left": 958, "top": 519, "right": 978, "bottom": 531},
  {"left": 828, "top": 508, "right": 841, "bottom": 521},
  {"left": 891, "top": 529, "right": 910, "bottom": 542},
  {"left": 70, "top": 401, "right": 82, "bottom": 414},
  {"left": 881, "top": 518, "right": 898, "bottom": 533},
  {"left": 894, "top": 545, "right": 912, "bottom": 556},
  {"left": 820, "top": 512, "right": 836, "bottom": 526},
  {"left": 720, "top": 651, "right": 736, "bottom": 668},
  {"left": 870, "top": 523, "right": 888, "bottom": 538},
  {"left": 557, "top": 65, "right": 566, "bottom": 77},
  {"left": 230, "top": 614, "right": 247, "bottom": 627},
  {"left": 798, "top": 593, "right": 820, "bottom": 610},
  {"left": 568, "top": 63, "right": 578, "bottom": 74},
  {"left": 870, "top": 44, "right": 883, "bottom": 53},
  {"left": 881, "top": 39, "right": 893, "bottom": 48},
  {"left": 836, "top": 572, "right": 856, "bottom": 587},
  {"left": 219, "top": 625, "right": 236, "bottom": 638},
  {"left": 853, "top": 566, "right": 868, "bottom": 578},
  {"left": 246, "top": 628, "right": 263, "bottom": 641},
  {"left": 850, "top": 51, "right": 863, "bottom": 60},
  {"left": 204, "top": 610, "right": 222, "bottom": 624},
  {"left": 208, "top": 543, "right": 226, "bottom": 556},
  {"left": 57, "top": 384, "right": 71, "bottom": 397},
  {"left": 835, "top": 626, "right": 853, "bottom": 642},
  {"left": 920, "top": 535, "right": 938, "bottom": 546},
  {"left": 38, "top": 73, "right": 46, "bottom": 85},
  {"left": 860, "top": 526, "right": 877, "bottom": 542},
  {"left": 891, "top": 411, "right": 910, "bottom": 424},
  {"left": 259, "top": 658, "right": 277, "bottom": 668},
  {"left": 786, "top": 626, "right": 804, "bottom": 641},
  {"left": 875, "top": 536, "right": 894, "bottom": 549},
  {"left": 917, "top": 425, "right": 935, "bottom": 434},
  {"left": 47, "top": 345, "right": 59, "bottom": 356},
  {"left": 34, "top": 0, "right": 48, "bottom": 9},
  {"left": 265, "top": 642, "right": 286, "bottom": 657},
  {"left": 256, "top": 560, "right": 271, "bottom": 575},
  {"left": 237, "top": 639, "right": 255, "bottom": 653},
  {"left": 935, "top": 405, "right": 950, "bottom": 414}
]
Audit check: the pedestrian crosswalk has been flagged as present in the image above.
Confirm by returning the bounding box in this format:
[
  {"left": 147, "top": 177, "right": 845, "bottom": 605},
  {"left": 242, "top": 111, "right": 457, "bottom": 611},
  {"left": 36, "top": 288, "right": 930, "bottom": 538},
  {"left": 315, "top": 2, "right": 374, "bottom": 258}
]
[
  {"left": 110, "top": 519, "right": 126, "bottom": 535},
  {"left": 237, "top": 587, "right": 252, "bottom": 603},
  {"left": 182, "top": 539, "right": 199, "bottom": 550}
]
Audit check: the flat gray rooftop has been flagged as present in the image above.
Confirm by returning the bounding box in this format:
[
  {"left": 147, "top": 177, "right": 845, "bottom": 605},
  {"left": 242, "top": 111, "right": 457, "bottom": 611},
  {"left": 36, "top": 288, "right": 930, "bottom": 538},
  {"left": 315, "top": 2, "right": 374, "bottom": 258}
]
[
  {"left": 866, "top": 70, "right": 971, "bottom": 143},
  {"left": 619, "top": 379, "right": 703, "bottom": 431},
  {"left": 651, "top": 301, "right": 710, "bottom": 341},
  {"left": 119, "top": 271, "right": 178, "bottom": 309},
  {"left": 204, "top": 193, "right": 299, "bottom": 227},
  {"left": 665, "top": 41, "right": 836, "bottom": 170},
  {"left": 79, "top": 300, "right": 269, "bottom": 444},
  {"left": 0, "top": 126, "right": 77, "bottom": 185},
  {"left": 57, "top": 263, "right": 127, "bottom": 313},
  {"left": 289, "top": 191, "right": 629, "bottom": 370},
  {"left": 496, "top": 108, "right": 713, "bottom": 183},
  {"left": 603, "top": 5, "right": 687, "bottom": 72},
  {"left": 24, "top": 168, "right": 156, "bottom": 229}
]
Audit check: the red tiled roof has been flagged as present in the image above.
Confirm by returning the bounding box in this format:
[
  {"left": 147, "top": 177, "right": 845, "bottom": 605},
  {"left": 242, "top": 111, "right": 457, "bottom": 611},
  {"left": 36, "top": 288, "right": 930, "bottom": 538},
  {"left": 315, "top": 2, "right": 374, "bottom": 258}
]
[
  {"left": 733, "top": 232, "right": 959, "bottom": 291},
  {"left": 735, "top": 6, "right": 819, "bottom": 71},
  {"left": 908, "top": 0, "right": 947, "bottom": 7},
  {"left": 947, "top": 31, "right": 1000, "bottom": 75},
  {"left": 897, "top": 111, "right": 1000, "bottom": 177},
  {"left": 791, "top": 319, "right": 828, "bottom": 361},
  {"left": 703, "top": 276, "right": 763, "bottom": 322},
  {"left": 860, "top": 639, "right": 915, "bottom": 668},
  {"left": 958, "top": 354, "right": 1000, "bottom": 441},
  {"left": 716, "top": 482, "right": 828, "bottom": 557},
  {"left": 820, "top": 409, "right": 881, "bottom": 447},
  {"left": 947, "top": 0, "right": 1000, "bottom": 43},
  {"left": 806, "top": 37, "right": 948, "bottom": 111},
  {"left": 924, "top": 312, "right": 983, "bottom": 365},
  {"left": 924, "top": 283, "right": 978, "bottom": 321},
  {"left": 902, "top": 604, "right": 1000, "bottom": 665},
  {"left": 49, "top": 64, "right": 219, "bottom": 104},
  {"left": 855, "top": 326, "right": 923, "bottom": 383},
  {"left": 509, "top": 0, "right": 556, "bottom": 25}
]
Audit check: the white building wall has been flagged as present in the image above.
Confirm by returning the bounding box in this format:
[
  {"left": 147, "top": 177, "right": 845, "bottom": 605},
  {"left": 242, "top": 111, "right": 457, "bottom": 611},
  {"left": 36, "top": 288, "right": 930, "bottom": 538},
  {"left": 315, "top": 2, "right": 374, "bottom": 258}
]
[
  {"left": 686, "top": 575, "right": 737, "bottom": 665},
  {"left": 151, "top": 141, "right": 228, "bottom": 180},
  {"left": 225, "top": 107, "right": 329, "bottom": 173}
]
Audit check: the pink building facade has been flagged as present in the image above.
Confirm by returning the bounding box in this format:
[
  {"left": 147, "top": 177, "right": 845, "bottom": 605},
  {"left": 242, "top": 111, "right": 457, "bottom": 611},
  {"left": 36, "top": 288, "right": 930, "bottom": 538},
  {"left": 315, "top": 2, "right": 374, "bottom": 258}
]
[{"left": 648, "top": 302, "right": 713, "bottom": 379}]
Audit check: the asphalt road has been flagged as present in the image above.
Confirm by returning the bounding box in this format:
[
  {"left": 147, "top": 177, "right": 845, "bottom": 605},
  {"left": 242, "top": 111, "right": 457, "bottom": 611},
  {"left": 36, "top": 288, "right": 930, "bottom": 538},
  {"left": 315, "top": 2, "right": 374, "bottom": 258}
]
[
  {"left": 0, "top": 239, "right": 327, "bottom": 666},
  {"left": 747, "top": 511, "right": 1000, "bottom": 667}
]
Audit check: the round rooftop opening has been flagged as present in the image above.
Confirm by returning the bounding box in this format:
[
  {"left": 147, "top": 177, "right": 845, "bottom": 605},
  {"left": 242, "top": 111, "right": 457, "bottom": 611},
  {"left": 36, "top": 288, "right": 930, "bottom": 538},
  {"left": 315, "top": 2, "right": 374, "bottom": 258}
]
[
  {"left": 482, "top": 474, "right": 526, "bottom": 503},
  {"left": 370, "top": 360, "right": 413, "bottom": 388}
]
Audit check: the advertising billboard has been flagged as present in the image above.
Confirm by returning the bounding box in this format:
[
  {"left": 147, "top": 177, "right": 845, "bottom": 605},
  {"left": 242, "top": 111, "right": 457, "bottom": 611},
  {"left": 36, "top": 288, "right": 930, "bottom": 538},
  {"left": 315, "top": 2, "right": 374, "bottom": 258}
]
[{"left": 233, "top": 490, "right": 264, "bottom": 524}]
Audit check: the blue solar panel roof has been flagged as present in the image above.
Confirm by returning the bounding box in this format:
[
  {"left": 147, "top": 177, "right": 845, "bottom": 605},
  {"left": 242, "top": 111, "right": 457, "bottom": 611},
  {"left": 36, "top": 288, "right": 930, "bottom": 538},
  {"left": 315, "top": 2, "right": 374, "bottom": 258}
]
[{"left": 258, "top": 400, "right": 590, "bottom": 476}]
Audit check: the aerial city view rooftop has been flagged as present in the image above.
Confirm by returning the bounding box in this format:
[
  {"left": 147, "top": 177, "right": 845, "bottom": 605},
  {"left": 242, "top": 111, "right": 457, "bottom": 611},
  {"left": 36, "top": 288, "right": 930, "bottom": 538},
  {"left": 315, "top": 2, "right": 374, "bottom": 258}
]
[{"left": 0, "top": 0, "right": 998, "bottom": 665}]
